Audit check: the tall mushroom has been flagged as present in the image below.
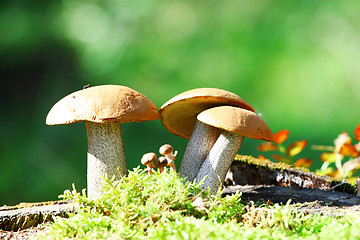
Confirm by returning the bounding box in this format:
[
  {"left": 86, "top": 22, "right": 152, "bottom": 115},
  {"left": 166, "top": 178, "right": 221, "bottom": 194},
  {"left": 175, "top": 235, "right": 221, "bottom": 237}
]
[
  {"left": 46, "top": 85, "right": 159, "bottom": 198},
  {"left": 160, "top": 88, "right": 254, "bottom": 182},
  {"left": 195, "top": 106, "right": 274, "bottom": 195}
]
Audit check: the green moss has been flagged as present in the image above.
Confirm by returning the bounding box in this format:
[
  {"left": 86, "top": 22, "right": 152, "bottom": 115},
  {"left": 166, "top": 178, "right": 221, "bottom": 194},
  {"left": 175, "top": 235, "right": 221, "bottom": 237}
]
[
  {"left": 233, "top": 154, "right": 311, "bottom": 173},
  {"left": 36, "top": 168, "right": 360, "bottom": 240}
]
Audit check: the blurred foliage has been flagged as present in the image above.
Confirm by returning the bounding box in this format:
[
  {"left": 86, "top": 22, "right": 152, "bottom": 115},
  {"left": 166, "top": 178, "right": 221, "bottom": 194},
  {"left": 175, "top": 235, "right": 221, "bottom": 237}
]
[
  {"left": 313, "top": 124, "right": 360, "bottom": 183},
  {"left": 1, "top": 0, "right": 360, "bottom": 205},
  {"left": 258, "top": 129, "right": 313, "bottom": 168},
  {"left": 258, "top": 125, "right": 360, "bottom": 183}
]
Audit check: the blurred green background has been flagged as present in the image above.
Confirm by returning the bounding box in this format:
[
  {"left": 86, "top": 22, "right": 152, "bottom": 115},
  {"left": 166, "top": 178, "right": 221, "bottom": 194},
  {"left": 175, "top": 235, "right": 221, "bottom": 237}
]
[{"left": 1, "top": 0, "right": 359, "bottom": 205}]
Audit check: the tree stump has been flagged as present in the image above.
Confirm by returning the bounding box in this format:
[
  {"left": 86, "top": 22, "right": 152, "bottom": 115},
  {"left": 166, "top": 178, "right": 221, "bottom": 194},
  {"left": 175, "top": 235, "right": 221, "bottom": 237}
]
[{"left": 0, "top": 200, "right": 73, "bottom": 231}]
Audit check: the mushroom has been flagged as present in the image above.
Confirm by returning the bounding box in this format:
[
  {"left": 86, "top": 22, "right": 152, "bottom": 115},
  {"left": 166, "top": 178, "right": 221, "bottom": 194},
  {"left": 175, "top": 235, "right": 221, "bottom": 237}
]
[
  {"left": 195, "top": 106, "right": 274, "bottom": 195},
  {"left": 46, "top": 85, "right": 159, "bottom": 198},
  {"left": 159, "top": 144, "right": 178, "bottom": 172},
  {"left": 141, "top": 152, "right": 157, "bottom": 174},
  {"left": 159, "top": 88, "right": 254, "bottom": 182},
  {"left": 156, "top": 156, "right": 168, "bottom": 173}
]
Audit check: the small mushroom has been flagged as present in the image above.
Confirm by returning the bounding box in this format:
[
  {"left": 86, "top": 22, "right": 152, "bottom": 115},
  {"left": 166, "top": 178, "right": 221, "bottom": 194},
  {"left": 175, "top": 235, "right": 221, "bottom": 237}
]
[
  {"left": 141, "top": 152, "right": 157, "bottom": 174},
  {"left": 159, "top": 144, "right": 178, "bottom": 172},
  {"left": 156, "top": 156, "right": 168, "bottom": 173},
  {"left": 46, "top": 85, "right": 159, "bottom": 198},
  {"left": 195, "top": 106, "right": 274, "bottom": 195},
  {"left": 159, "top": 88, "right": 255, "bottom": 182}
]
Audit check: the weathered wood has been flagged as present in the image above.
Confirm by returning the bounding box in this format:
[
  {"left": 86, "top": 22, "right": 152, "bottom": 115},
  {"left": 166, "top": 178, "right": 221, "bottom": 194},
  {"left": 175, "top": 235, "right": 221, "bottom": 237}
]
[
  {"left": 229, "top": 155, "right": 356, "bottom": 195},
  {"left": 223, "top": 185, "right": 360, "bottom": 216},
  {"left": 223, "top": 185, "right": 359, "bottom": 206},
  {"left": 0, "top": 201, "right": 73, "bottom": 231}
]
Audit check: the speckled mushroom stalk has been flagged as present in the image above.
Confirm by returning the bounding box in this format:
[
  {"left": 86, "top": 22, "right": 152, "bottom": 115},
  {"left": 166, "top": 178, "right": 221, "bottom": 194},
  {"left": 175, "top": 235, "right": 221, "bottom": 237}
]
[
  {"left": 195, "top": 106, "right": 274, "bottom": 196},
  {"left": 196, "top": 131, "right": 244, "bottom": 195},
  {"left": 179, "top": 121, "right": 221, "bottom": 182},
  {"left": 86, "top": 122, "right": 126, "bottom": 197}
]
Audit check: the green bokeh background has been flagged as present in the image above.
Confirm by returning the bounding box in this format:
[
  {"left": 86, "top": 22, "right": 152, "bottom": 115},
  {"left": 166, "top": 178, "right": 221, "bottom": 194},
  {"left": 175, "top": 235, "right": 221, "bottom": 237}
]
[{"left": 1, "top": 0, "right": 359, "bottom": 205}]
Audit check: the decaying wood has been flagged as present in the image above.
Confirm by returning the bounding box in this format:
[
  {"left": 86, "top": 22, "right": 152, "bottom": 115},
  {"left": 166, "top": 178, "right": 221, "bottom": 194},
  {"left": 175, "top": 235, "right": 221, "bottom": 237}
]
[
  {"left": 229, "top": 155, "right": 356, "bottom": 195},
  {"left": 223, "top": 185, "right": 360, "bottom": 213},
  {"left": 0, "top": 200, "right": 73, "bottom": 231}
]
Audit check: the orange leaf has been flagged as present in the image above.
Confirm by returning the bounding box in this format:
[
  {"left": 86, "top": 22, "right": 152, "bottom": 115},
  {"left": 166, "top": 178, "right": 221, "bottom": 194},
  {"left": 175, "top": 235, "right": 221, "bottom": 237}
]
[
  {"left": 272, "top": 154, "right": 292, "bottom": 163},
  {"left": 339, "top": 143, "right": 359, "bottom": 158},
  {"left": 320, "top": 152, "right": 337, "bottom": 163},
  {"left": 257, "top": 142, "right": 278, "bottom": 152},
  {"left": 334, "top": 131, "right": 351, "bottom": 151},
  {"left": 285, "top": 140, "right": 307, "bottom": 157},
  {"left": 294, "top": 158, "right": 313, "bottom": 168},
  {"left": 274, "top": 130, "right": 289, "bottom": 144},
  {"left": 354, "top": 123, "right": 360, "bottom": 142}
]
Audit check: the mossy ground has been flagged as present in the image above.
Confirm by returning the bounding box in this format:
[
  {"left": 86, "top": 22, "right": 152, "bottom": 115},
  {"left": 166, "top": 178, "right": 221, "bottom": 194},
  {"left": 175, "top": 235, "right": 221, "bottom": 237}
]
[{"left": 36, "top": 168, "right": 360, "bottom": 240}]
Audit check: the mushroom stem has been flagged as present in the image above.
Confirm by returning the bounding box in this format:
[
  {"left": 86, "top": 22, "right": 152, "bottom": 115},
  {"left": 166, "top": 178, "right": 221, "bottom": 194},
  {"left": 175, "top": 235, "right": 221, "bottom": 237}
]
[
  {"left": 156, "top": 156, "right": 168, "bottom": 173},
  {"left": 146, "top": 166, "right": 154, "bottom": 175},
  {"left": 179, "top": 121, "right": 221, "bottom": 182},
  {"left": 86, "top": 121, "right": 126, "bottom": 198},
  {"left": 166, "top": 151, "right": 178, "bottom": 172},
  {"left": 196, "top": 131, "right": 244, "bottom": 195}
]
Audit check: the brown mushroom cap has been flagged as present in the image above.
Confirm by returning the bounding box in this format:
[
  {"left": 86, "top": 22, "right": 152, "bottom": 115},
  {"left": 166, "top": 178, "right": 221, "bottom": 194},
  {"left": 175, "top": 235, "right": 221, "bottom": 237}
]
[
  {"left": 141, "top": 152, "right": 157, "bottom": 165},
  {"left": 46, "top": 85, "right": 160, "bottom": 125},
  {"left": 159, "top": 144, "right": 174, "bottom": 156},
  {"left": 160, "top": 88, "right": 255, "bottom": 139},
  {"left": 197, "top": 106, "right": 274, "bottom": 142},
  {"left": 156, "top": 156, "right": 168, "bottom": 168}
]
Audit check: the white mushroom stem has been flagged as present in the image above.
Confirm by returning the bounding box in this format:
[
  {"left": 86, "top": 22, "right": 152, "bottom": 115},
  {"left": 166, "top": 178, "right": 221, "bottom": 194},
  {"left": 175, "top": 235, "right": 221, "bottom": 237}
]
[
  {"left": 196, "top": 131, "right": 244, "bottom": 196},
  {"left": 86, "top": 121, "right": 126, "bottom": 198},
  {"left": 145, "top": 164, "right": 155, "bottom": 175},
  {"left": 179, "top": 121, "right": 221, "bottom": 182},
  {"left": 166, "top": 151, "right": 178, "bottom": 172}
]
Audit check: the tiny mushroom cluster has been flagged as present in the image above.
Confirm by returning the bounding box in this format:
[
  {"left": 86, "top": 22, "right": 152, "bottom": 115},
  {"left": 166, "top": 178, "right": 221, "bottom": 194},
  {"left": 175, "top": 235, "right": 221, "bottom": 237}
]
[
  {"left": 46, "top": 85, "right": 274, "bottom": 198},
  {"left": 141, "top": 144, "right": 178, "bottom": 174}
]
